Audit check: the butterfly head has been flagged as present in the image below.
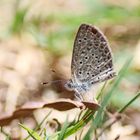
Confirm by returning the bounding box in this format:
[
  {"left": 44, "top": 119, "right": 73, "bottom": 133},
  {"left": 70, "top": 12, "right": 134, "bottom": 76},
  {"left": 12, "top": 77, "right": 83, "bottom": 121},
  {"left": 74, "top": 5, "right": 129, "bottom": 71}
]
[{"left": 64, "top": 79, "right": 89, "bottom": 94}]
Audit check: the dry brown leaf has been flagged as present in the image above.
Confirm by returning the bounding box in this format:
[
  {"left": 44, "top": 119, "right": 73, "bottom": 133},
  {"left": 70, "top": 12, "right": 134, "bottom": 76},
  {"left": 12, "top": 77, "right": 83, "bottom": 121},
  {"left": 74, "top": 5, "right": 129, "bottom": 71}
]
[{"left": 0, "top": 99, "right": 99, "bottom": 126}]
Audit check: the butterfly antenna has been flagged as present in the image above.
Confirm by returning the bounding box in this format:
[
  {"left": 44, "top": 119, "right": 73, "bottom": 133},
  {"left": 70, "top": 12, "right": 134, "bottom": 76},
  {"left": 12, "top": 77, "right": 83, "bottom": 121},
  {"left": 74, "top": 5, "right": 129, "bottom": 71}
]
[
  {"left": 42, "top": 69, "right": 67, "bottom": 86},
  {"left": 42, "top": 79, "right": 66, "bottom": 86}
]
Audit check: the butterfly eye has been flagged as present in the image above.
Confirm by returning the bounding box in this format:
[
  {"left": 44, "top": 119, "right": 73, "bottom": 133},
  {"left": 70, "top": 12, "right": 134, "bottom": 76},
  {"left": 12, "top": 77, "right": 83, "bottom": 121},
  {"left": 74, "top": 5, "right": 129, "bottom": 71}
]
[{"left": 67, "top": 83, "right": 72, "bottom": 88}]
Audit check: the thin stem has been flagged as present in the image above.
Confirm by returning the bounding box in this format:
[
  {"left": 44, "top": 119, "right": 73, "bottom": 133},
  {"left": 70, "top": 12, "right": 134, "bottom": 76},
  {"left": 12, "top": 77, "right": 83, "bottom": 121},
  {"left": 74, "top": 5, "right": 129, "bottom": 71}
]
[
  {"left": 94, "top": 92, "right": 140, "bottom": 140},
  {"left": 96, "top": 81, "right": 107, "bottom": 100},
  {"left": 118, "top": 92, "right": 140, "bottom": 113},
  {"left": 24, "top": 110, "right": 52, "bottom": 140}
]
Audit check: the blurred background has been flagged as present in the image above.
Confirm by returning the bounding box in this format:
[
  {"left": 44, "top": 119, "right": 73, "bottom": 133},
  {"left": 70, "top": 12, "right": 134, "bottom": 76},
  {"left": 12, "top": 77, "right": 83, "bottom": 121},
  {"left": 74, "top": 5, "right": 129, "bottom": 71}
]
[{"left": 0, "top": 0, "right": 140, "bottom": 139}]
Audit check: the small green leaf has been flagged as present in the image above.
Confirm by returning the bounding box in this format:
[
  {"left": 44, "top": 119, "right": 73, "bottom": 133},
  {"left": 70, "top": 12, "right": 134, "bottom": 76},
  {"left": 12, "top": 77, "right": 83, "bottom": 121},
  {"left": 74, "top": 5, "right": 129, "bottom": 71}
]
[
  {"left": 19, "top": 123, "right": 42, "bottom": 140},
  {"left": 58, "top": 118, "right": 69, "bottom": 140}
]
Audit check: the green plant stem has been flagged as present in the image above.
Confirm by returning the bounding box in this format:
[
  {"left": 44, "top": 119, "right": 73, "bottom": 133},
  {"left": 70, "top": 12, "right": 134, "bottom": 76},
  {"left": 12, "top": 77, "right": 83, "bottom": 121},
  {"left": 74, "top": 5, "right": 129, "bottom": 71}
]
[
  {"left": 94, "top": 93, "right": 140, "bottom": 140},
  {"left": 83, "top": 57, "right": 133, "bottom": 140},
  {"left": 49, "top": 110, "right": 95, "bottom": 140},
  {"left": 58, "top": 117, "right": 69, "bottom": 140},
  {"left": 93, "top": 92, "right": 140, "bottom": 140},
  {"left": 24, "top": 110, "right": 52, "bottom": 140},
  {"left": 0, "top": 127, "right": 11, "bottom": 139},
  {"left": 118, "top": 92, "right": 140, "bottom": 113},
  {"left": 96, "top": 81, "right": 107, "bottom": 100}
]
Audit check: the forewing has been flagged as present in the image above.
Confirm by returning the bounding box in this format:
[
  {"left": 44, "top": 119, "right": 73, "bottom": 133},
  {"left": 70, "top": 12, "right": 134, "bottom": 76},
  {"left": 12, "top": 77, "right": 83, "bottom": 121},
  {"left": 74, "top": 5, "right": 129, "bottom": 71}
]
[{"left": 71, "top": 24, "right": 116, "bottom": 86}]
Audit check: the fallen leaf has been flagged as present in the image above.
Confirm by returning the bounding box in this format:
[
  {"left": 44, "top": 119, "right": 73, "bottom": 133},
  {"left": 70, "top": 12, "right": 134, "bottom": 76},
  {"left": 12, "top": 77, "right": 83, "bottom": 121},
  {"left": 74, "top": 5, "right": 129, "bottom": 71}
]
[{"left": 0, "top": 99, "right": 99, "bottom": 126}]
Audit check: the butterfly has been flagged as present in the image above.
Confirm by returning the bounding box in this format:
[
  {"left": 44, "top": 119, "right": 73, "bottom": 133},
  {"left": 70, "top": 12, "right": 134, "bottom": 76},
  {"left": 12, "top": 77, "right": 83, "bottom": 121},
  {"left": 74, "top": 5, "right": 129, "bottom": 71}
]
[{"left": 64, "top": 24, "right": 116, "bottom": 100}]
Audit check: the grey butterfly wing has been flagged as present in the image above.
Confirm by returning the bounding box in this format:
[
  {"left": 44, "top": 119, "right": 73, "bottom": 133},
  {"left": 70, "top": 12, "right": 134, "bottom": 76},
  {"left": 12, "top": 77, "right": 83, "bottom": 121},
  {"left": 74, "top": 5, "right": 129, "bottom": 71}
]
[{"left": 71, "top": 24, "right": 116, "bottom": 88}]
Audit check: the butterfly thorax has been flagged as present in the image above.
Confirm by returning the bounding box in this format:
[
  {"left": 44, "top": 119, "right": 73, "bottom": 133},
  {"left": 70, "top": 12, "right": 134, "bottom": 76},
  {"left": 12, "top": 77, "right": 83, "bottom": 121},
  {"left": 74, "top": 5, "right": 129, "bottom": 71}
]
[{"left": 64, "top": 79, "right": 89, "bottom": 94}]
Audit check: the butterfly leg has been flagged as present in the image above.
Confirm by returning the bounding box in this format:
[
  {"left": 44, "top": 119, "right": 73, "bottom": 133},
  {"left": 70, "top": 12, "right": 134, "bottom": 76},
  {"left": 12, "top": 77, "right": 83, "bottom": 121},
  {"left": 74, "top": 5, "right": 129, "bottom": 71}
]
[
  {"left": 74, "top": 92, "right": 84, "bottom": 101},
  {"left": 93, "top": 97, "right": 98, "bottom": 103}
]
